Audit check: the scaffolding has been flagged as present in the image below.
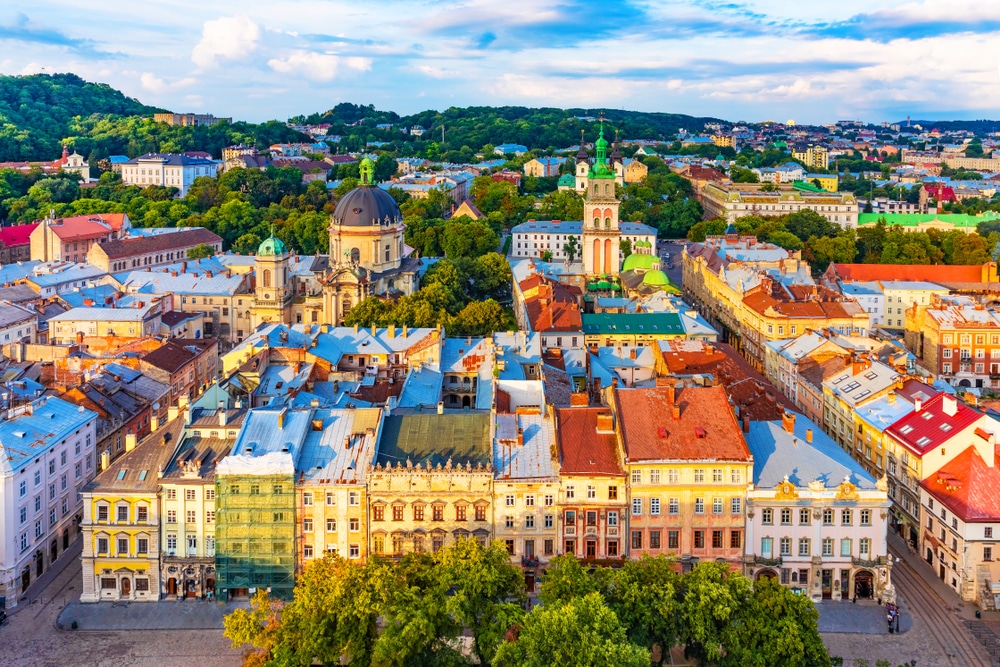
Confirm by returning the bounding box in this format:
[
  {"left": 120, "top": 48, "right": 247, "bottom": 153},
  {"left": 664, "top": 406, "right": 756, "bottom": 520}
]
[{"left": 215, "top": 472, "right": 296, "bottom": 601}]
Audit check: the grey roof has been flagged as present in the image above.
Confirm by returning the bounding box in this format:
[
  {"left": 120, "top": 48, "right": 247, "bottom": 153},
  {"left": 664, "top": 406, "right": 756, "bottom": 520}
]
[
  {"left": 48, "top": 306, "right": 152, "bottom": 322},
  {"left": 0, "top": 397, "right": 99, "bottom": 475},
  {"left": 398, "top": 364, "right": 443, "bottom": 408},
  {"left": 745, "top": 416, "right": 877, "bottom": 490},
  {"left": 85, "top": 417, "right": 184, "bottom": 492},
  {"left": 510, "top": 220, "right": 657, "bottom": 237},
  {"left": 297, "top": 408, "right": 381, "bottom": 485},
  {"left": 376, "top": 412, "right": 492, "bottom": 468},
  {"left": 333, "top": 184, "right": 403, "bottom": 227},
  {"left": 0, "top": 301, "right": 36, "bottom": 327},
  {"left": 127, "top": 153, "right": 216, "bottom": 166},
  {"left": 494, "top": 413, "right": 556, "bottom": 480},
  {"left": 823, "top": 360, "right": 899, "bottom": 408}
]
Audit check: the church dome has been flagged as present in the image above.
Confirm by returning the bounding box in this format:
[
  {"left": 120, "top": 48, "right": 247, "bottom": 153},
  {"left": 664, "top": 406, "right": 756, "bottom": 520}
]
[
  {"left": 258, "top": 234, "right": 286, "bottom": 256},
  {"left": 622, "top": 253, "right": 657, "bottom": 272},
  {"left": 642, "top": 269, "right": 670, "bottom": 286},
  {"left": 332, "top": 156, "right": 403, "bottom": 228},
  {"left": 332, "top": 186, "right": 403, "bottom": 227}
]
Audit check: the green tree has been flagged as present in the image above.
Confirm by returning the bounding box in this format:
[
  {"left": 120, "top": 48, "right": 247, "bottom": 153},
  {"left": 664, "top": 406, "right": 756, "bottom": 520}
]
[
  {"left": 493, "top": 593, "right": 650, "bottom": 667},
  {"left": 606, "top": 557, "right": 681, "bottom": 665},
  {"left": 222, "top": 589, "right": 283, "bottom": 667},
  {"left": 451, "top": 299, "right": 509, "bottom": 336},
  {"left": 677, "top": 562, "right": 751, "bottom": 666},
  {"left": 186, "top": 243, "right": 216, "bottom": 260},
  {"left": 767, "top": 230, "right": 804, "bottom": 251},
  {"left": 343, "top": 297, "right": 398, "bottom": 327},
  {"left": 620, "top": 238, "right": 633, "bottom": 258},
  {"left": 728, "top": 166, "right": 759, "bottom": 183},
  {"left": 563, "top": 235, "right": 580, "bottom": 262}
]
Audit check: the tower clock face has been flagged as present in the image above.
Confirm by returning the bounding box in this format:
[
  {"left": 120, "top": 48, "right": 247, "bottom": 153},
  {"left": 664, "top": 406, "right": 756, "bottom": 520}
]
[{"left": 264, "top": 293, "right": 271, "bottom": 299}]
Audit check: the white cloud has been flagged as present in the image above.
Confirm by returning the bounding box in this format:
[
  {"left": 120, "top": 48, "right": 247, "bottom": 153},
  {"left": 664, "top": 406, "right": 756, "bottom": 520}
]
[
  {"left": 267, "top": 50, "right": 371, "bottom": 81},
  {"left": 191, "top": 15, "right": 261, "bottom": 68},
  {"left": 414, "top": 65, "right": 459, "bottom": 79},
  {"left": 140, "top": 72, "right": 196, "bottom": 94}
]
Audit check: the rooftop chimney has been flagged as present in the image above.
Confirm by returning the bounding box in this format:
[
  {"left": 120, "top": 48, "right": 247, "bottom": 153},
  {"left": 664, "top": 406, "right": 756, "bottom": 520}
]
[
  {"left": 741, "top": 414, "right": 750, "bottom": 433},
  {"left": 942, "top": 395, "right": 957, "bottom": 417},
  {"left": 595, "top": 412, "right": 614, "bottom": 433},
  {"left": 437, "top": 401, "right": 444, "bottom": 415},
  {"left": 125, "top": 433, "right": 137, "bottom": 452},
  {"left": 914, "top": 398, "right": 922, "bottom": 413},
  {"left": 806, "top": 428, "right": 813, "bottom": 443},
  {"left": 219, "top": 410, "right": 227, "bottom": 426},
  {"left": 781, "top": 411, "right": 796, "bottom": 434}
]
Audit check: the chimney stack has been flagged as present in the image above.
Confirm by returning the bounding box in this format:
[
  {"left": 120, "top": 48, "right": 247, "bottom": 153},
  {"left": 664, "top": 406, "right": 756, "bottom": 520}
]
[
  {"left": 219, "top": 409, "right": 227, "bottom": 426},
  {"left": 437, "top": 401, "right": 444, "bottom": 415},
  {"left": 741, "top": 414, "right": 750, "bottom": 433},
  {"left": 125, "top": 433, "right": 137, "bottom": 452},
  {"left": 806, "top": 428, "right": 813, "bottom": 443},
  {"left": 782, "top": 411, "right": 796, "bottom": 434},
  {"left": 914, "top": 398, "right": 922, "bottom": 413},
  {"left": 100, "top": 449, "right": 110, "bottom": 471}
]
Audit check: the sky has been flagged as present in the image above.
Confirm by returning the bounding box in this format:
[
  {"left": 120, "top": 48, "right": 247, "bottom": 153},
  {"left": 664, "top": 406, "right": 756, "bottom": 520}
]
[{"left": 1, "top": 0, "right": 999, "bottom": 125}]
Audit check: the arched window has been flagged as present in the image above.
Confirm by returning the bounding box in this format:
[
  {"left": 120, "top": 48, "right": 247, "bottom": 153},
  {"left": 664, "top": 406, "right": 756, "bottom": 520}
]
[
  {"left": 262, "top": 269, "right": 271, "bottom": 288},
  {"left": 605, "top": 184, "right": 610, "bottom": 195},
  {"left": 605, "top": 217, "right": 611, "bottom": 228},
  {"left": 593, "top": 217, "right": 600, "bottom": 228},
  {"left": 594, "top": 184, "right": 599, "bottom": 195}
]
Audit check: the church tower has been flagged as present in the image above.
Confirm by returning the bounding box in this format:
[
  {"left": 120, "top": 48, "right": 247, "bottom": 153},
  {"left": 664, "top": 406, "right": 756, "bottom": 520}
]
[
  {"left": 250, "top": 228, "right": 293, "bottom": 328},
  {"left": 581, "top": 123, "right": 622, "bottom": 276}
]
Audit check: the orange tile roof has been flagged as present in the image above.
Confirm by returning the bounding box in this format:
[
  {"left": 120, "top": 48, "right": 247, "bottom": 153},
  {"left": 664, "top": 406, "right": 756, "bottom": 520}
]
[
  {"left": 555, "top": 407, "right": 625, "bottom": 476},
  {"left": 829, "top": 263, "right": 985, "bottom": 284},
  {"left": 615, "top": 385, "right": 751, "bottom": 462},
  {"left": 920, "top": 445, "right": 1000, "bottom": 522}
]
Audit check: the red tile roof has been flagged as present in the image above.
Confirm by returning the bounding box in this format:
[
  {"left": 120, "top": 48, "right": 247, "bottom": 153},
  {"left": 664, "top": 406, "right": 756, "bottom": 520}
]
[
  {"left": 521, "top": 276, "right": 582, "bottom": 332},
  {"left": 615, "top": 385, "right": 751, "bottom": 462},
  {"left": 886, "top": 393, "right": 984, "bottom": 456},
  {"left": 0, "top": 223, "right": 38, "bottom": 247},
  {"left": 920, "top": 446, "right": 1000, "bottom": 522},
  {"left": 97, "top": 228, "right": 222, "bottom": 259},
  {"left": 555, "top": 407, "right": 625, "bottom": 476},
  {"left": 827, "top": 263, "right": 986, "bottom": 284}
]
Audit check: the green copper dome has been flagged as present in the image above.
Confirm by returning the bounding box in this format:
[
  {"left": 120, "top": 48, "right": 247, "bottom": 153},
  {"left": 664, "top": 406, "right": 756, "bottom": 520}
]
[
  {"left": 258, "top": 233, "right": 287, "bottom": 257},
  {"left": 642, "top": 269, "right": 670, "bottom": 287},
  {"left": 622, "top": 253, "right": 657, "bottom": 272}
]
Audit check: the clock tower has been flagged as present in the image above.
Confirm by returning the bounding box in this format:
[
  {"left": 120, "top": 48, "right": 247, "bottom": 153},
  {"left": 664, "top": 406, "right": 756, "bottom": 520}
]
[{"left": 250, "top": 229, "right": 293, "bottom": 329}]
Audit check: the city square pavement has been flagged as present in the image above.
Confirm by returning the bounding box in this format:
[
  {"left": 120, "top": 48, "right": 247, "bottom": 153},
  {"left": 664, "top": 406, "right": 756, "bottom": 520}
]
[
  {"left": 57, "top": 597, "right": 250, "bottom": 631},
  {"left": 817, "top": 599, "right": 912, "bottom": 635}
]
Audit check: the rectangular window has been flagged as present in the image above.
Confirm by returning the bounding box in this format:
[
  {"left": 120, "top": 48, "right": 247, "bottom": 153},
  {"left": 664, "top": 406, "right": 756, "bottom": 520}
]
[
  {"left": 505, "top": 495, "right": 515, "bottom": 507},
  {"left": 475, "top": 505, "right": 487, "bottom": 521},
  {"left": 373, "top": 505, "right": 385, "bottom": 521},
  {"left": 650, "top": 498, "right": 661, "bottom": 515},
  {"left": 712, "top": 530, "right": 723, "bottom": 549},
  {"left": 860, "top": 538, "right": 870, "bottom": 557},
  {"left": 780, "top": 508, "right": 791, "bottom": 525},
  {"left": 780, "top": 537, "right": 791, "bottom": 556},
  {"left": 544, "top": 494, "right": 554, "bottom": 506},
  {"left": 694, "top": 498, "right": 704, "bottom": 514},
  {"left": 526, "top": 514, "right": 535, "bottom": 529},
  {"left": 694, "top": 530, "right": 705, "bottom": 549},
  {"left": 762, "top": 508, "right": 773, "bottom": 525},
  {"left": 117, "top": 505, "right": 129, "bottom": 522},
  {"left": 841, "top": 538, "right": 852, "bottom": 557},
  {"left": 986, "top": 527, "right": 994, "bottom": 539},
  {"left": 608, "top": 486, "right": 618, "bottom": 500},
  {"left": 694, "top": 469, "right": 704, "bottom": 483},
  {"left": 303, "top": 492, "right": 313, "bottom": 506},
  {"left": 668, "top": 498, "right": 679, "bottom": 515},
  {"left": 632, "top": 498, "right": 642, "bottom": 516},
  {"left": 712, "top": 468, "right": 723, "bottom": 483},
  {"left": 761, "top": 536, "right": 773, "bottom": 557},
  {"left": 731, "top": 497, "right": 742, "bottom": 514},
  {"left": 525, "top": 494, "right": 535, "bottom": 507},
  {"left": 650, "top": 530, "right": 661, "bottom": 550},
  {"left": 186, "top": 510, "right": 196, "bottom": 523},
  {"left": 713, "top": 498, "right": 723, "bottom": 515},
  {"left": 349, "top": 492, "right": 359, "bottom": 506},
  {"left": 326, "top": 518, "right": 336, "bottom": 532},
  {"left": 137, "top": 506, "right": 148, "bottom": 523},
  {"left": 799, "top": 538, "right": 810, "bottom": 556},
  {"left": 97, "top": 537, "right": 108, "bottom": 554},
  {"left": 730, "top": 530, "right": 742, "bottom": 549},
  {"left": 632, "top": 470, "right": 642, "bottom": 484},
  {"left": 587, "top": 485, "right": 596, "bottom": 499},
  {"left": 303, "top": 518, "right": 313, "bottom": 533},
  {"left": 185, "top": 489, "right": 196, "bottom": 501},
  {"left": 631, "top": 531, "right": 643, "bottom": 550},
  {"left": 669, "top": 469, "right": 679, "bottom": 483},
  {"left": 841, "top": 509, "right": 852, "bottom": 525},
  {"left": 565, "top": 486, "right": 575, "bottom": 500},
  {"left": 137, "top": 537, "right": 148, "bottom": 554},
  {"left": 394, "top": 505, "right": 405, "bottom": 521},
  {"left": 986, "top": 546, "right": 994, "bottom": 562},
  {"left": 206, "top": 511, "right": 215, "bottom": 524},
  {"left": 303, "top": 545, "right": 313, "bottom": 559},
  {"left": 860, "top": 510, "right": 871, "bottom": 526},
  {"left": 167, "top": 510, "right": 176, "bottom": 524},
  {"left": 433, "top": 505, "right": 444, "bottom": 521},
  {"left": 117, "top": 537, "right": 129, "bottom": 555},
  {"left": 649, "top": 469, "right": 660, "bottom": 484},
  {"left": 823, "top": 509, "right": 833, "bottom": 525},
  {"left": 349, "top": 518, "right": 360, "bottom": 532},
  {"left": 545, "top": 514, "right": 554, "bottom": 528}
]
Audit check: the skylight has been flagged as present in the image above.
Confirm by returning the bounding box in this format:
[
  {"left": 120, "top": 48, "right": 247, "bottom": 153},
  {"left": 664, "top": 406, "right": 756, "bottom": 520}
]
[
  {"left": 116, "top": 469, "right": 127, "bottom": 480},
  {"left": 940, "top": 424, "right": 952, "bottom": 432},
  {"left": 138, "top": 470, "right": 148, "bottom": 480},
  {"left": 899, "top": 425, "right": 914, "bottom": 435},
  {"left": 916, "top": 436, "right": 932, "bottom": 447}
]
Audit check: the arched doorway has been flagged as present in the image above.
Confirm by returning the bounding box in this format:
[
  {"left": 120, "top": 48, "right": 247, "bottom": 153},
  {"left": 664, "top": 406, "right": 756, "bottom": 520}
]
[
  {"left": 755, "top": 569, "right": 777, "bottom": 581},
  {"left": 926, "top": 547, "right": 933, "bottom": 564},
  {"left": 50, "top": 539, "right": 58, "bottom": 564},
  {"left": 121, "top": 577, "right": 131, "bottom": 597},
  {"left": 20, "top": 566, "right": 30, "bottom": 592},
  {"left": 854, "top": 570, "right": 874, "bottom": 600},
  {"left": 63, "top": 529, "right": 69, "bottom": 549},
  {"left": 959, "top": 379, "right": 971, "bottom": 387},
  {"left": 35, "top": 550, "right": 43, "bottom": 576},
  {"left": 167, "top": 578, "right": 177, "bottom": 596},
  {"left": 462, "top": 396, "right": 470, "bottom": 408}
]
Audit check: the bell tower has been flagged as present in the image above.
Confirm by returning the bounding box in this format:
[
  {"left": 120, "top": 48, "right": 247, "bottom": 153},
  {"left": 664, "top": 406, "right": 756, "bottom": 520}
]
[
  {"left": 251, "top": 227, "right": 293, "bottom": 328},
  {"left": 581, "top": 122, "right": 621, "bottom": 276}
]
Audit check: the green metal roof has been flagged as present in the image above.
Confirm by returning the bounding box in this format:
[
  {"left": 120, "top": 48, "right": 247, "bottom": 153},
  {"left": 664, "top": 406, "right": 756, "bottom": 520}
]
[
  {"left": 257, "top": 234, "right": 287, "bottom": 257},
  {"left": 642, "top": 269, "right": 670, "bottom": 286},
  {"left": 376, "top": 413, "right": 492, "bottom": 468},
  {"left": 596, "top": 280, "right": 612, "bottom": 289},
  {"left": 582, "top": 312, "right": 684, "bottom": 335},
  {"left": 857, "top": 212, "right": 1000, "bottom": 228},
  {"left": 622, "top": 253, "right": 657, "bottom": 272},
  {"left": 558, "top": 173, "right": 576, "bottom": 185},
  {"left": 792, "top": 180, "right": 824, "bottom": 193}
]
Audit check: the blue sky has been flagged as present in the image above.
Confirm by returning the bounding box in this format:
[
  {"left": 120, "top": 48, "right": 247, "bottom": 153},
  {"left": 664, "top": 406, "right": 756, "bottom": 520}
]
[{"left": 1, "top": 0, "right": 998, "bottom": 125}]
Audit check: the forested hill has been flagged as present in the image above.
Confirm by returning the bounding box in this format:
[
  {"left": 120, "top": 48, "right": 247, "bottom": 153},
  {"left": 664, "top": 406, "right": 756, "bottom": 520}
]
[
  {"left": 0, "top": 73, "right": 309, "bottom": 163},
  {"left": 0, "top": 73, "right": 159, "bottom": 161},
  {"left": 292, "top": 103, "right": 726, "bottom": 152}
]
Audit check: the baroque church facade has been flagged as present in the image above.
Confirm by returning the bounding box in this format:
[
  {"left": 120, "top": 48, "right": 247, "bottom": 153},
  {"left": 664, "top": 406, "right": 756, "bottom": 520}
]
[{"left": 250, "top": 158, "right": 421, "bottom": 330}]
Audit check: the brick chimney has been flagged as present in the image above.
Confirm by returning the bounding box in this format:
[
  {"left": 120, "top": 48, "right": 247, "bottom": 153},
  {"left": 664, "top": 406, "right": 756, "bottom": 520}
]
[
  {"left": 596, "top": 412, "right": 614, "bottom": 433},
  {"left": 741, "top": 414, "right": 750, "bottom": 433}
]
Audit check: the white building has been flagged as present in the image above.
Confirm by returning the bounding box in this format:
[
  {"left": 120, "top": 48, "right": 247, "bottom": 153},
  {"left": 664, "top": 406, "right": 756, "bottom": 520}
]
[
  {"left": 120, "top": 154, "right": 219, "bottom": 197},
  {"left": 0, "top": 301, "right": 38, "bottom": 345},
  {"left": 509, "top": 219, "right": 656, "bottom": 263},
  {"left": 0, "top": 397, "right": 98, "bottom": 610},
  {"left": 840, "top": 282, "right": 885, "bottom": 329},
  {"left": 744, "top": 412, "right": 892, "bottom": 602}
]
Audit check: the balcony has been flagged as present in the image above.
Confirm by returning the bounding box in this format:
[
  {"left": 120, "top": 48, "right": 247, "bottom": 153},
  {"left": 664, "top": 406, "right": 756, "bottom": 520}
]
[
  {"left": 754, "top": 555, "right": 783, "bottom": 566},
  {"left": 521, "top": 555, "right": 541, "bottom": 568},
  {"left": 852, "top": 556, "right": 890, "bottom": 568}
]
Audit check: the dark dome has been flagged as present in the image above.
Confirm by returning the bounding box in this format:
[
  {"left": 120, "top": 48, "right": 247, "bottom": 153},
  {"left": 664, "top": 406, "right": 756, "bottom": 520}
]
[{"left": 333, "top": 185, "right": 403, "bottom": 227}]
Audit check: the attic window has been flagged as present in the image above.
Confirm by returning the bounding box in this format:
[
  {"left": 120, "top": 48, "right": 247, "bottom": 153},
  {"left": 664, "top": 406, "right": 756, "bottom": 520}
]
[
  {"left": 138, "top": 470, "right": 147, "bottom": 481},
  {"left": 694, "top": 427, "right": 707, "bottom": 439},
  {"left": 899, "top": 425, "right": 914, "bottom": 435},
  {"left": 916, "top": 436, "right": 932, "bottom": 447},
  {"left": 116, "top": 469, "right": 127, "bottom": 480},
  {"left": 940, "top": 423, "right": 953, "bottom": 432},
  {"left": 864, "top": 371, "right": 878, "bottom": 380},
  {"left": 922, "top": 412, "right": 933, "bottom": 420},
  {"left": 657, "top": 427, "right": 667, "bottom": 439}
]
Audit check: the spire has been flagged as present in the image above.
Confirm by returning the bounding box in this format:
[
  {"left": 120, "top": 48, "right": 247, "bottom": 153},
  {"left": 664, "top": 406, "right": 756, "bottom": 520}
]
[{"left": 576, "top": 129, "right": 589, "bottom": 162}]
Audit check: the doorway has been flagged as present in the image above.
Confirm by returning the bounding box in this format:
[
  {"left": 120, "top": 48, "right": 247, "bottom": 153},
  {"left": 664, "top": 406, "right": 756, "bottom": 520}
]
[
  {"left": 186, "top": 580, "right": 197, "bottom": 598},
  {"left": 21, "top": 567, "right": 30, "bottom": 592},
  {"left": 121, "top": 577, "right": 131, "bottom": 597},
  {"left": 50, "top": 539, "right": 58, "bottom": 564},
  {"left": 840, "top": 570, "right": 850, "bottom": 600},
  {"left": 524, "top": 572, "right": 535, "bottom": 592},
  {"left": 63, "top": 530, "right": 69, "bottom": 549},
  {"left": 822, "top": 569, "right": 833, "bottom": 599},
  {"left": 940, "top": 564, "right": 946, "bottom": 580},
  {"left": 926, "top": 548, "right": 933, "bottom": 564},
  {"left": 167, "top": 578, "right": 177, "bottom": 596},
  {"left": 35, "top": 551, "right": 43, "bottom": 576},
  {"left": 586, "top": 540, "right": 597, "bottom": 558},
  {"left": 855, "top": 571, "right": 874, "bottom": 599},
  {"left": 756, "top": 569, "right": 777, "bottom": 581}
]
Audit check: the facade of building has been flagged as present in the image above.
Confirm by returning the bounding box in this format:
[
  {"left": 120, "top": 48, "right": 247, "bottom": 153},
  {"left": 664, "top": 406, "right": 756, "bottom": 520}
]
[
  {"left": 153, "top": 113, "right": 231, "bottom": 127},
  {"left": 88, "top": 228, "right": 223, "bottom": 273},
  {"left": 792, "top": 144, "right": 830, "bottom": 170},
  {"left": 616, "top": 385, "right": 751, "bottom": 568},
  {"left": 120, "top": 154, "right": 220, "bottom": 197},
  {"left": 905, "top": 296, "right": 1000, "bottom": 390},
  {"left": 493, "top": 411, "right": 559, "bottom": 590},
  {"left": 701, "top": 182, "right": 858, "bottom": 227},
  {"left": 368, "top": 412, "right": 493, "bottom": 557},
  {"left": 0, "top": 223, "right": 38, "bottom": 264},
  {"left": 745, "top": 413, "right": 892, "bottom": 601},
  {"left": 554, "top": 405, "right": 628, "bottom": 561},
  {"left": 30, "top": 213, "right": 130, "bottom": 263},
  {"left": 509, "top": 219, "right": 656, "bottom": 263},
  {"left": 139, "top": 339, "right": 220, "bottom": 408},
  {"left": 79, "top": 418, "right": 181, "bottom": 603},
  {"left": 1, "top": 397, "right": 99, "bottom": 609},
  {"left": 581, "top": 127, "right": 623, "bottom": 276}
]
